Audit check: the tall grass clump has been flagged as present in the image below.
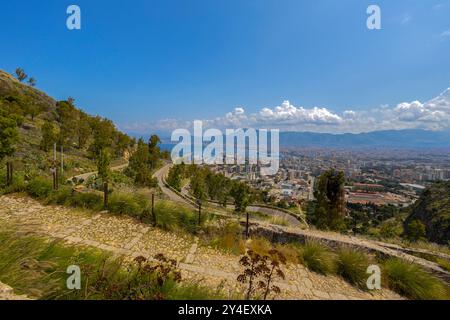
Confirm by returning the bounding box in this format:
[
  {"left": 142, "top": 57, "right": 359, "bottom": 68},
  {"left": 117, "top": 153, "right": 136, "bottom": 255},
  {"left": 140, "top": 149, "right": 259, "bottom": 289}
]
[
  {"left": 298, "top": 241, "right": 336, "bottom": 275},
  {"left": 209, "top": 221, "right": 245, "bottom": 255},
  {"left": 0, "top": 174, "right": 27, "bottom": 195},
  {"left": 0, "top": 230, "right": 224, "bottom": 300},
  {"left": 108, "top": 192, "right": 148, "bottom": 217},
  {"left": 336, "top": 247, "right": 371, "bottom": 288},
  {"left": 154, "top": 200, "right": 200, "bottom": 234},
  {"left": 383, "top": 258, "right": 449, "bottom": 300}
]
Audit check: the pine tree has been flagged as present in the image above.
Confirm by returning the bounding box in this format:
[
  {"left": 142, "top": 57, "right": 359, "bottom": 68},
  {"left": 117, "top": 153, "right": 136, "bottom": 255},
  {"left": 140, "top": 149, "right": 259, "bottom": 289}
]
[{"left": 40, "top": 121, "right": 57, "bottom": 152}]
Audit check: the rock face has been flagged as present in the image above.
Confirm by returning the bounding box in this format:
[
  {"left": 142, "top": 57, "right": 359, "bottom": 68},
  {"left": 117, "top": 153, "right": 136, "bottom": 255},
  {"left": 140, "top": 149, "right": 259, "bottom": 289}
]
[{"left": 404, "top": 181, "right": 450, "bottom": 245}]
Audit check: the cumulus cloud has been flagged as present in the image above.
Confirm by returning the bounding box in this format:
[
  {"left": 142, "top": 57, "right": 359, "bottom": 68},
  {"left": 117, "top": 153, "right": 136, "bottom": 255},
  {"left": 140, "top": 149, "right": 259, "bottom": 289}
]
[
  {"left": 258, "top": 100, "right": 342, "bottom": 125},
  {"left": 120, "top": 88, "right": 450, "bottom": 134}
]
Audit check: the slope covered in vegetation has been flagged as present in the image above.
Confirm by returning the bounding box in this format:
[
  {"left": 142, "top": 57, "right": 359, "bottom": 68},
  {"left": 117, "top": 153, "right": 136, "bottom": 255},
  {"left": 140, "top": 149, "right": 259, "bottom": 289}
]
[
  {"left": 405, "top": 181, "right": 450, "bottom": 245},
  {"left": 0, "top": 69, "right": 134, "bottom": 179}
]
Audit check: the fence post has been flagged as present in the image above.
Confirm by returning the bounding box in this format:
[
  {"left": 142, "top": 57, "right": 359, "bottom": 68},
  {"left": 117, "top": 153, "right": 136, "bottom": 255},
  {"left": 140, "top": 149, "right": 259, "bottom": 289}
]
[
  {"left": 55, "top": 167, "right": 59, "bottom": 190},
  {"left": 103, "top": 182, "right": 109, "bottom": 209},
  {"left": 151, "top": 193, "right": 156, "bottom": 225},
  {"left": 6, "top": 162, "right": 10, "bottom": 186},
  {"left": 245, "top": 211, "right": 249, "bottom": 238}
]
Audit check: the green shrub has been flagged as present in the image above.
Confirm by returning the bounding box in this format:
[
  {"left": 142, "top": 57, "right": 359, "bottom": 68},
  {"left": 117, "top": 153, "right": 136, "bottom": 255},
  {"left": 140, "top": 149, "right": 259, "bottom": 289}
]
[
  {"left": 68, "top": 192, "right": 103, "bottom": 211},
  {"left": 406, "top": 220, "right": 427, "bottom": 242},
  {"left": 108, "top": 192, "right": 148, "bottom": 216},
  {"left": 299, "top": 241, "right": 336, "bottom": 275},
  {"left": 46, "top": 187, "right": 72, "bottom": 205},
  {"left": 0, "top": 174, "right": 27, "bottom": 194},
  {"left": 27, "top": 177, "right": 53, "bottom": 199},
  {"left": 383, "top": 258, "right": 449, "bottom": 300},
  {"left": 0, "top": 230, "right": 224, "bottom": 300},
  {"left": 154, "top": 200, "right": 199, "bottom": 234},
  {"left": 336, "top": 248, "right": 371, "bottom": 288},
  {"left": 210, "top": 221, "right": 245, "bottom": 255}
]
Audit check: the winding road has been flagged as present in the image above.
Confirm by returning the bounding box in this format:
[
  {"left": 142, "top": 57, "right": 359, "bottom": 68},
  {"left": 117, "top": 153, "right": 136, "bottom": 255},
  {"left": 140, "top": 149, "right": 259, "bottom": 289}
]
[{"left": 153, "top": 163, "right": 302, "bottom": 226}]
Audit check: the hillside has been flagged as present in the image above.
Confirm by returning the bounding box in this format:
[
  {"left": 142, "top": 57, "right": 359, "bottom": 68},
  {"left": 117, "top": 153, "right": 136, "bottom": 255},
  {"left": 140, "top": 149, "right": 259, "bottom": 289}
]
[
  {"left": 0, "top": 69, "right": 133, "bottom": 178},
  {"left": 405, "top": 181, "right": 450, "bottom": 244}
]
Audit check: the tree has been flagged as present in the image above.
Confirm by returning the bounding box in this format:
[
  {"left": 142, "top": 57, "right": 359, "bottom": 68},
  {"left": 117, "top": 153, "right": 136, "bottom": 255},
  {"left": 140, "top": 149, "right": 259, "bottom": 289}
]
[
  {"left": 97, "top": 149, "right": 111, "bottom": 182},
  {"left": 148, "top": 134, "right": 161, "bottom": 170},
  {"left": 406, "top": 220, "right": 426, "bottom": 242},
  {"left": 115, "top": 132, "right": 131, "bottom": 158},
  {"left": 127, "top": 138, "right": 155, "bottom": 187},
  {"left": 191, "top": 170, "right": 207, "bottom": 225},
  {"left": 0, "top": 109, "right": 19, "bottom": 185},
  {"left": 15, "top": 68, "right": 27, "bottom": 82},
  {"left": 166, "top": 164, "right": 183, "bottom": 191},
  {"left": 89, "top": 117, "right": 115, "bottom": 158},
  {"left": 231, "top": 182, "right": 251, "bottom": 213},
  {"left": 231, "top": 181, "right": 252, "bottom": 237},
  {"left": 313, "top": 169, "right": 346, "bottom": 231},
  {"left": 28, "top": 77, "right": 36, "bottom": 87},
  {"left": 77, "top": 111, "right": 91, "bottom": 149},
  {"left": 56, "top": 100, "right": 77, "bottom": 148},
  {"left": 40, "top": 121, "right": 57, "bottom": 152}
]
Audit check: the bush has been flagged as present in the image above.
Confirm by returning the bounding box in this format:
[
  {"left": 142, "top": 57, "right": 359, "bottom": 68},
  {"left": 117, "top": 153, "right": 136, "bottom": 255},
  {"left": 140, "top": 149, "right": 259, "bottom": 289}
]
[
  {"left": 0, "top": 174, "right": 27, "bottom": 194},
  {"left": 46, "top": 187, "right": 72, "bottom": 205},
  {"left": 27, "top": 177, "right": 53, "bottom": 199},
  {"left": 154, "top": 200, "right": 199, "bottom": 234},
  {"left": 406, "top": 220, "right": 427, "bottom": 242},
  {"left": 247, "top": 238, "right": 272, "bottom": 256},
  {"left": 108, "top": 192, "right": 148, "bottom": 216},
  {"left": 336, "top": 248, "right": 371, "bottom": 288},
  {"left": 209, "top": 221, "right": 245, "bottom": 255},
  {"left": 68, "top": 192, "right": 103, "bottom": 211},
  {"left": 299, "top": 241, "right": 336, "bottom": 275},
  {"left": 383, "top": 258, "right": 449, "bottom": 300}
]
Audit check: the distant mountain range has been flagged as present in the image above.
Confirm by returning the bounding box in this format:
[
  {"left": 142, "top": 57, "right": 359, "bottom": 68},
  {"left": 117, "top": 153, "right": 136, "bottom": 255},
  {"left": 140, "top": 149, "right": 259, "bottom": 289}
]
[
  {"left": 279, "top": 129, "right": 450, "bottom": 149},
  {"left": 141, "top": 129, "right": 449, "bottom": 150}
]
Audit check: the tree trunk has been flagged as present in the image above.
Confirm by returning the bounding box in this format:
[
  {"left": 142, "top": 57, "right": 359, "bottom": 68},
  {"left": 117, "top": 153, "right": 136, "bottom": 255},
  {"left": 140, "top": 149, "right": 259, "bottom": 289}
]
[{"left": 198, "top": 202, "right": 202, "bottom": 225}]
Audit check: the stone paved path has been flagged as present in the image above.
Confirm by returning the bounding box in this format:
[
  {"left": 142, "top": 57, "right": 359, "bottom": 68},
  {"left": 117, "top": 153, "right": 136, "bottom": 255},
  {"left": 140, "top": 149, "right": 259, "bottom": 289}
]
[
  {"left": 0, "top": 282, "right": 30, "bottom": 300},
  {"left": 0, "top": 194, "right": 402, "bottom": 300}
]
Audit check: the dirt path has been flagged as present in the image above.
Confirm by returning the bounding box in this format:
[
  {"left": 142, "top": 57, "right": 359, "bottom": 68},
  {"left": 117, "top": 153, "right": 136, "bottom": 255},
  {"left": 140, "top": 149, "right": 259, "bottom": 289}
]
[{"left": 0, "top": 194, "right": 402, "bottom": 300}]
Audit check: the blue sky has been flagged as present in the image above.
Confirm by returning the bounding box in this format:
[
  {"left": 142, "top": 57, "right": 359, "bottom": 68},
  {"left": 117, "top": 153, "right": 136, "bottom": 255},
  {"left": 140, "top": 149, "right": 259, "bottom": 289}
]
[{"left": 1, "top": 0, "right": 449, "bottom": 134}]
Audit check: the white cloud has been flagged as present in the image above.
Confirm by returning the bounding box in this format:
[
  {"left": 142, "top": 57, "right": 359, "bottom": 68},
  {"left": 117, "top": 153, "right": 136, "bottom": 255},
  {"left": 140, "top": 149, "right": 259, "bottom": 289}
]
[
  {"left": 258, "top": 100, "right": 342, "bottom": 125},
  {"left": 400, "top": 14, "right": 412, "bottom": 24},
  {"left": 440, "top": 30, "right": 450, "bottom": 38},
  {"left": 120, "top": 88, "right": 450, "bottom": 134}
]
